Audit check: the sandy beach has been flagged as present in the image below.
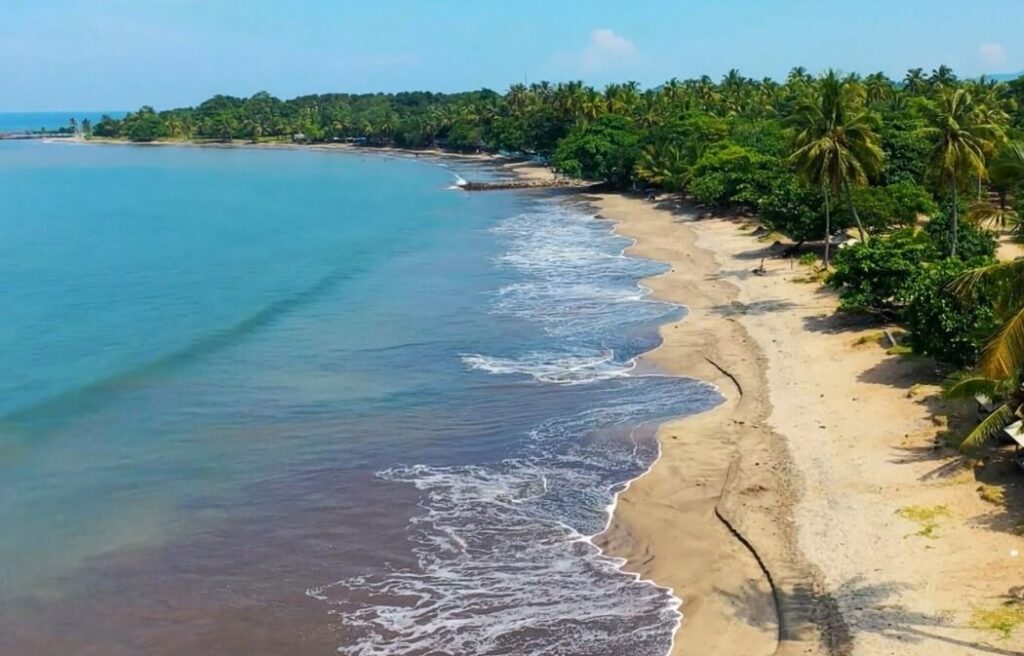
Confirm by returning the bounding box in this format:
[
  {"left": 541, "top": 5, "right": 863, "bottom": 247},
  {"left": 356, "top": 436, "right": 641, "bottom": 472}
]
[
  {"left": 67, "top": 141, "right": 1024, "bottom": 653},
  {"left": 512, "top": 160, "right": 1024, "bottom": 655}
]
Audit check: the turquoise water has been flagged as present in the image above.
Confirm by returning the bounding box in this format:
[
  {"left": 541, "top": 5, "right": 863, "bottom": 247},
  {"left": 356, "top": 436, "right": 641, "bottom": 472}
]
[
  {"left": 0, "top": 111, "right": 125, "bottom": 133},
  {"left": 0, "top": 140, "right": 720, "bottom": 655}
]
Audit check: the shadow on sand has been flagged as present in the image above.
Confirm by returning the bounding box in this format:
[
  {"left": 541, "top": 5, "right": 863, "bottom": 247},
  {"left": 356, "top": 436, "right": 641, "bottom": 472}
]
[{"left": 718, "top": 576, "right": 1022, "bottom": 656}]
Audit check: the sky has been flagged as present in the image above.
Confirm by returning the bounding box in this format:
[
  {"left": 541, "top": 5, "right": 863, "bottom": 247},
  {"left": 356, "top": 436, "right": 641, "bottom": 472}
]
[{"left": 2, "top": 0, "right": 1022, "bottom": 111}]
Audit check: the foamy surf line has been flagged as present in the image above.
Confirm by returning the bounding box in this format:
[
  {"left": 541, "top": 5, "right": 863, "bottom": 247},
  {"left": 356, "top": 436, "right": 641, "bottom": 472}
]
[{"left": 309, "top": 193, "right": 721, "bottom": 655}]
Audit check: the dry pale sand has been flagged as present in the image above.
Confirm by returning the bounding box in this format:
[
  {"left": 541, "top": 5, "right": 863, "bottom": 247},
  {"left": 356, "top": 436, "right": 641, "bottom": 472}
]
[
  {"left": 607, "top": 201, "right": 1024, "bottom": 655},
  {"left": 510, "top": 163, "right": 1023, "bottom": 655}
]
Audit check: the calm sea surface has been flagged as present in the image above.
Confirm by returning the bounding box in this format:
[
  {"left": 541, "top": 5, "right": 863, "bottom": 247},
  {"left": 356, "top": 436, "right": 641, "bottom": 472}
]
[
  {"left": 0, "top": 111, "right": 125, "bottom": 133},
  {"left": 0, "top": 140, "right": 721, "bottom": 655}
]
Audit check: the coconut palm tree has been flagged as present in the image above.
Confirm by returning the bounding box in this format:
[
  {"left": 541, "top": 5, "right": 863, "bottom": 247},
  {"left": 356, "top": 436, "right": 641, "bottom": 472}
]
[
  {"left": 919, "top": 88, "right": 1005, "bottom": 257},
  {"left": 946, "top": 258, "right": 1024, "bottom": 450},
  {"left": 930, "top": 65, "right": 958, "bottom": 89},
  {"left": 579, "top": 90, "right": 604, "bottom": 121},
  {"left": 635, "top": 143, "right": 690, "bottom": 192},
  {"left": 789, "top": 70, "right": 884, "bottom": 254},
  {"left": 967, "top": 142, "right": 1024, "bottom": 231},
  {"left": 864, "top": 72, "right": 893, "bottom": 107},
  {"left": 660, "top": 77, "right": 683, "bottom": 104},
  {"left": 904, "top": 68, "right": 928, "bottom": 94},
  {"left": 787, "top": 66, "right": 813, "bottom": 87},
  {"left": 506, "top": 84, "right": 531, "bottom": 117}
]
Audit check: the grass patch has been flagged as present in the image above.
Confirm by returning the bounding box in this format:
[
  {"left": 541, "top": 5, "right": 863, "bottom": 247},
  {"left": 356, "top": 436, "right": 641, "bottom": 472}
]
[
  {"left": 897, "top": 505, "right": 950, "bottom": 539},
  {"left": 970, "top": 604, "right": 1024, "bottom": 639},
  {"left": 887, "top": 344, "right": 915, "bottom": 356},
  {"left": 756, "top": 231, "right": 786, "bottom": 243},
  {"left": 798, "top": 252, "right": 818, "bottom": 266},
  {"left": 977, "top": 484, "right": 1006, "bottom": 505},
  {"left": 853, "top": 331, "right": 887, "bottom": 347}
]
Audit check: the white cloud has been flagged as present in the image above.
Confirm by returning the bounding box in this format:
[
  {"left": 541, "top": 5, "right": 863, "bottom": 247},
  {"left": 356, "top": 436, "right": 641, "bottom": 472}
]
[
  {"left": 980, "top": 42, "right": 1008, "bottom": 67},
  {"left": 582, "top": 29, "right": 638, "bottom": 70},
  {"left": 551, "top": 29, "right": 639, "bottom": 74}
]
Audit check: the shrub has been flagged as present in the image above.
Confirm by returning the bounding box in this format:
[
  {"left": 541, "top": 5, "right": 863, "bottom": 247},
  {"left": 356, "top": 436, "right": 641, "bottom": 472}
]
[
  {"left": 903, "top": 257, "right": 998, "bottom": 366},
  {"left": 689, "top": 143, "right": 777, "bottom": 207},
  {"left": 757, "top": 172, "right": 833, "bottom": 243},
  {"left": 846, "top": 182, "right": 938, "bottom": 233},
  {"left": 552, "top": 114, "right": 640, "bottom": 187},
  {"left": 446, "top": 119, "right": 483, "bottom": 152},
  {"left": 924, "top": 206, "right": 997, "bottom": 260},
  {"left": 879, "top": 116, "right": 931, "bottom": 185},
  {"left": 885, "top": 181, "right": 939, "bottom": 223},
  {"left": 829, "top": 229, "right": 937, "bottom": 316}
]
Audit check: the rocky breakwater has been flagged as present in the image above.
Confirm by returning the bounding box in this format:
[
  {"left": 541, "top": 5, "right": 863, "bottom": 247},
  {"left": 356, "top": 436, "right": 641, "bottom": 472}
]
[{"left": 458, "top": 178, "right": 598, "bottom": 191}]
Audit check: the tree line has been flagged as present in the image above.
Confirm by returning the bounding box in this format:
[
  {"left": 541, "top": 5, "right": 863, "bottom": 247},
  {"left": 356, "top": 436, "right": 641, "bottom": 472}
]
[{"left": 90, "top": 67, "right": 1024, "bottom": 451}]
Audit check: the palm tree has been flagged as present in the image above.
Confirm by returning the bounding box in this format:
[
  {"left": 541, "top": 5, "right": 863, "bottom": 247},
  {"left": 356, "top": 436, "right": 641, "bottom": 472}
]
[
  {"left": 579, "top": 90, "right": 604, "bottom": 121},
  {"left": 919, "top": 88, "right": 1005, "bottom": 257},
  {"left": 930, "top": 65, "right": 957, "bottom": 89},
  {"left": 506, "top": 84, "right": 531, "bottom": 116},
  {"left": 661, "top": 77, "right": 683, "bottom": 104},
  {"left": 946, "top": 259, "right": 1024, "bottom": 449},
  {"left": 968, "top": 142, "right": 1024, "bottom": 232},
  {"left": 904, "top": 68, "right": 927, "bottom": 94},
  {"left": 635, "top": 143, "right": 690, "bottom": 192},
  {"left": 635, "top": 97, "right": 663, "bottom": 129},
  {"left": 787, "top": 66, "right": 813, "bottom": 87},
  {"left": 864, "top": 72, "right": 893, "bottom": 107},
  {"left": 789, "top": 71, "right": 884, "bottom": 258}
]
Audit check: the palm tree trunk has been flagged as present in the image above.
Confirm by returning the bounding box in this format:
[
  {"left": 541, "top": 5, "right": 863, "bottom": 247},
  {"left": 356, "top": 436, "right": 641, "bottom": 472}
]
[
  {"left": 823, "top": 187, "right": 831, "bottom": 268},
  {"left": 843, "top": 181, "right": 867, "bottom": 242},
  {"left": 952, "top": 183, "right": 959, "bottom": 258}
]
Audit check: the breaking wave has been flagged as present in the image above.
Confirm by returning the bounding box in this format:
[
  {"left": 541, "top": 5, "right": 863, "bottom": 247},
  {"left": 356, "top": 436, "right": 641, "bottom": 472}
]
[{"left": 314, "top": 196, "right": 720, "bottom": 655}]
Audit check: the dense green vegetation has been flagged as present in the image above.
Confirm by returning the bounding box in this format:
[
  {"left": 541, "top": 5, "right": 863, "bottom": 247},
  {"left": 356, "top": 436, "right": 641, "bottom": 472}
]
[{"left": 94, "top": 68, "right": 1024, "bottom": 451}]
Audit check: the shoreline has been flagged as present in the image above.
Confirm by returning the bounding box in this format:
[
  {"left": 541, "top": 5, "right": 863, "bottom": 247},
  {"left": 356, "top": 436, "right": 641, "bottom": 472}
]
[
  {"left": 507, "top": 161, "right": 811, "bottom": 654},
  {"left": 40, "top": 138, "right": 1024, "bottom": 653},
  {"left": 588, "top": 192, "right": 823, "bottom": 656},
  {"left": 510, "top": 161, "right": 1023, "bottom": 655}
]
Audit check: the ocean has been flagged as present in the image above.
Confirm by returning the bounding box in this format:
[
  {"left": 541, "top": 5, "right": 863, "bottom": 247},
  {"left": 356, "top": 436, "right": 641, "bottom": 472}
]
[
  {"left": 0, "top": 111, "right": 125, "bottom": 133},
  {"left": 0, "top": 139, "right": 721, "bottom": 655}
]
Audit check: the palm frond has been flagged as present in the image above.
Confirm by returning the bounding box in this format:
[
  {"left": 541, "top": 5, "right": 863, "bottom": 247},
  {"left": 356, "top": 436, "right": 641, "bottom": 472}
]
[
  {"left": 942, "top": 373, "right": 1000, "bottom": 401},
  {"left": 979, "top": 305, "right": 1024, "bottom": 380},
  {"left": 966, "top": 201, "right": 1017, "bottom": 228},
  {"left": 959, "top": 402, "right": 1015, "bottom": 452}
]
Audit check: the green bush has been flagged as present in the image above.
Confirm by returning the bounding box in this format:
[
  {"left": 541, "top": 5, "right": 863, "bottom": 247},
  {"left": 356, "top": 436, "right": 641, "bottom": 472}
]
[
  {"left": 689, "top": 143, "right": 777, "bottom": 207},
  {"left": 552, "top": 114, "right": 640, "bottom": 187},
  {"left": 829, "top": 229, "right": 937, "bottom": 315},
  {"left": 757, "top": 171, "right": 832, "bottom": 243},
  {"left": 846, "top": 182, "right": 937, "bottom": 233},
  {"left": 122, "top": 106, "right": 166, "bottom": 142},
  {"left": 903, "top": 258, "right": 998, "bottom": 366},
  {"left": 446, "top": 119, "right": 483, "bottom": 152},
  {"left": 885, "top": 181, "right": 939, "bottom": 224},
  {"left": 924, "top": 206, "right": 997, "bottom": 260},
  {"left": 879, "top": 116, "right": 931, "bottom": 185}
]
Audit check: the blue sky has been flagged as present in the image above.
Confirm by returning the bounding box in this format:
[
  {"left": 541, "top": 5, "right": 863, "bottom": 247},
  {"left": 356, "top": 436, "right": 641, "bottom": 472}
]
[{"left": 3, "top": 0, "right": 1022, "bottom": 111}]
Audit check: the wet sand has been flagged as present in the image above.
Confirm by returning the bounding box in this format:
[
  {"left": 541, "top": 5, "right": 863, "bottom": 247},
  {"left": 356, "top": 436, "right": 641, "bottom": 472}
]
[{"left": 512, "top": 161, "right": 1024, "bottom": 655}]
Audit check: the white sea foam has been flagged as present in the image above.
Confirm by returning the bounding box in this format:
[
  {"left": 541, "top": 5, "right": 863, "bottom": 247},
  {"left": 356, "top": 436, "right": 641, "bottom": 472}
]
[
  {"left": 487, "top": 206, "right": 681, "bottom": 343},
  {"left": 313, "top": 197, "right": 719, "bottom": 655},
  {"left": 446, "top": 173, "right": 469, "bottom": 190},
  {"left": 461, "top": 350, "right": 633, "bottom": 384},
  {"left": 312, "top": 377, "right": 717, "bottom": 656}
]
